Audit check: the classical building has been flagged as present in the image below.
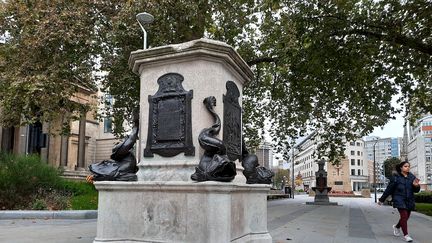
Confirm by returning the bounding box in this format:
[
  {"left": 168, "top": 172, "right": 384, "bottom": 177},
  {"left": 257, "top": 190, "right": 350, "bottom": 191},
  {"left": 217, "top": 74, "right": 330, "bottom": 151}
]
[
  {"left": 364, "top": 136, "right": 401, "bottom": 187},
  {"left": 292, "top": 134, "right": 368, "bottom": 192},
  {"left": 408, "top": 114, "right": 432, "bottom": 190},
  {"left": 0, "top": 87, "right": 119, "bottom": 180}
]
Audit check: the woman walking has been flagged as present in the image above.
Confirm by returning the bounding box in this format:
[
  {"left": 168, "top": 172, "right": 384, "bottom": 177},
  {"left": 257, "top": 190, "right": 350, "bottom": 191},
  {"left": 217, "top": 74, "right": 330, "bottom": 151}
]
[{"left": 378, "top": 161, "right": 420, "bottom": 242}]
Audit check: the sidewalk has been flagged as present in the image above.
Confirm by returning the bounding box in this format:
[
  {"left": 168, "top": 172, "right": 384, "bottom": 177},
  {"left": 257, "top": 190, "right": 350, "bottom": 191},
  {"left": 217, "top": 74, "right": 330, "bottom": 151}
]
[
  {"left": 269, "top": 195, "right": 432, "bottom": 243},
  {"left": 0, "top": 195, "right": 431, "bottom": 243}
]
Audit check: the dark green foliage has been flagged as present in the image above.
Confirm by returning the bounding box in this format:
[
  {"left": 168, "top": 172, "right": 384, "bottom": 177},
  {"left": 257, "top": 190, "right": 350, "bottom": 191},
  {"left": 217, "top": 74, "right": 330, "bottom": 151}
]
[
  {"left": 1, "top": 0, "right": 431, "bottom": 162},
  {"left": 0, "top": 153, "right": 97, "bottom": 210},
  {"left": 70, "top": 193, "right": 98, "bottom": 210},
  {"left": 415, "top": 203, "right": 432, "bottom": 216},
  {"left": 0, "top": 153, "right": 63, "bottom": 209},
  {"left": 61, "top": 180, "right": 98, "bottom": 210},
  {"left": 273, "top": 169, "right": 290, "bottom": 189},
  {"left": 383, "top": 157, "right": 401, "bottom": 179},
  {"left": 415, "top": 191, "right": 432, "bottom": 203}
]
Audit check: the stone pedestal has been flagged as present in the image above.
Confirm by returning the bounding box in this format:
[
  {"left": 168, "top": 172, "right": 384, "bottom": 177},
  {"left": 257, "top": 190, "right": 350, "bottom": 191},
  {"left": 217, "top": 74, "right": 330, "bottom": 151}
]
[
  {"left": 94, "top": 181, "right": 271, "bottom": 243},
  {"left": 306, "top": 159, "right": 338, "bottom": 206},
  {"left": 129, "top": 38, "right": 254, "bottom": 183},
  {"left": 94, "top": 39, "right": 271, "bottom": 242}
]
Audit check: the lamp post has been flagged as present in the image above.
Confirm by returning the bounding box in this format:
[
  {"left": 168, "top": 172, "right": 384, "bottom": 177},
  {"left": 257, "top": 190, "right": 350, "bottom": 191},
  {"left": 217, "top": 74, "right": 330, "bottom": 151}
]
[
  {"left": 291, "top": 145, "right": 296, "bottom": 199},
  {"left": 136, "top": 12, "right": 154, "bottom": 49},
  {"left": 373, "top": 139, "right": 379, "bottom": 203}
]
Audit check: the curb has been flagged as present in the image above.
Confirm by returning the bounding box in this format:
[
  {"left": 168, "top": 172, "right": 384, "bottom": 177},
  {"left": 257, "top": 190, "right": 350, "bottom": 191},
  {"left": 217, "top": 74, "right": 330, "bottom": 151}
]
[{"left": 0, "top": 210, "right": 97, "bottom": 220}]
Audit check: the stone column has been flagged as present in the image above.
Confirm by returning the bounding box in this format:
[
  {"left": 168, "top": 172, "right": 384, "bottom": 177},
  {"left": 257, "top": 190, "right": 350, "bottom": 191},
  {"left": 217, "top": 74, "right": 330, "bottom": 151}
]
[
  {"left": 77, "top": 113, "right": 86, "bottom": 168},
  {"left": 60, "top": 134, "right": 69, "bottom": 167}
]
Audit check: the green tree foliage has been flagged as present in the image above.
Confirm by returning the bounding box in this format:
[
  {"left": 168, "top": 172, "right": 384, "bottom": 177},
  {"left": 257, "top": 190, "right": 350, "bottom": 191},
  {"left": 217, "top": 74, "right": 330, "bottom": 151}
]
[
  {"left": 1, "top": 1, "right": 431, "bottom": 161},
  {"left": 383, "top": 157, "right": 401, "bottom": 179},
  {"left": 273, "top": 169, "right": 290, "bottom": 189},
  {"left": 0, "top": 0, "right": 100, "bottom": 129}
]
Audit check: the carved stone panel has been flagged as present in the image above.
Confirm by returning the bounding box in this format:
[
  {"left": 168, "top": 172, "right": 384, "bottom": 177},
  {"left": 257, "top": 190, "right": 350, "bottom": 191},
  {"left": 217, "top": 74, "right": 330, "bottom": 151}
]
[
  {"left": 223, "top": 81, "right": 242, "bottom": 161},
  {"left": 144, "top": 73, "right": 195, "bottom": 157}
]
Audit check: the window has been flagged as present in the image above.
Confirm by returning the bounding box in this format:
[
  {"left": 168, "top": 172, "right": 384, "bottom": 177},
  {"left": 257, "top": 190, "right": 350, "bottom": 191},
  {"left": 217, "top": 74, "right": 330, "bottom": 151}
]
[
  {"left": 350, "top": 142, "right": 355, "bottom": 146},
  {"left": 357, "top": 151, "right": 361, "bottom": 156},
  {"left": 358, "top": 169, "right": 361, "bottom": 175},
  {"left": 357, "top": 159, "right": 361, "bottom": 166},
  {"left": 351, "top": 159, "right": 355, "bottom": 165},
  {"left": 356, "top": 142, "right": 361, "bottom": 146},
  {"left": 103, "top": 117, "right": 112, "bottom": 133},
  {"left": 351, "top": 151, "right": 355, "bottom": 155},
  {"left": 351, "top": 169, "right": 355, "bottom": 175}
]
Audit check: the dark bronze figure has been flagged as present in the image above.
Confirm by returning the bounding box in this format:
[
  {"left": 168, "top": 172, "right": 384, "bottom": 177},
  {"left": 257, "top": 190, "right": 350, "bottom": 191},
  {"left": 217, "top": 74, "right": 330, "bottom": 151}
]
[
  {"left": 241, "top": 141, "right": 274, "bottom": 184},
  {"left": 88, "top": 113, "right": 139, "bottom": 181},
  {"left": 191, "top": 96, "right": 236, "bottom": 182},
  {"left": 223, "top": 81, "right": 242, "bottom": 161}
]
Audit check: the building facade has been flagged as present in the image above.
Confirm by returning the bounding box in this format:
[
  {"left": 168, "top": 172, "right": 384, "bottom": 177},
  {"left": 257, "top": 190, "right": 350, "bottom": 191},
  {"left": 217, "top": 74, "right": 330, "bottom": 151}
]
[
  {"left": 408, "top": 114, "right": 432, "bottom": 190},
  {"left": 0, "top": 88, "right": 119, "bottom": 180},
  {"left": 256, "top": 141, "right": 273, "bottom": 170},
  {"left": 292, "top": 134, "right": 368, "bottom": 192},
  {"left": 364, "top": 136, "right": 401, "bottom": 187}
]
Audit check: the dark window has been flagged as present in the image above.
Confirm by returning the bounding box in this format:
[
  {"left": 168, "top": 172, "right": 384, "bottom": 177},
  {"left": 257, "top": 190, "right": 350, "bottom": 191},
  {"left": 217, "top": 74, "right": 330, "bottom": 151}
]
[
  {"left": 358, "top": 169, "right": 361, "bottom": 175},
  {"left": 356, "top": 142, "right": 361, "bottom": 146},
  {"left": 351, "top": 159, "right": 355, "bottom": 165},
  {"left": 357, "top": 159, "right": 361, "bottom": 166},
  {"left": 104, "top": 117, "right": 112, "bottom": 133},
  {"left": 335, "top": 181, "right": 343, "bottom": 185},
  {"left": 351, "top": 169, "right": 355, "bottom": 175},
  {"left": 357, "top": 151, "right": 361, "bottom": 156},
  {"left": 351, "top": 151, "right": 355, "bottom": 155}
]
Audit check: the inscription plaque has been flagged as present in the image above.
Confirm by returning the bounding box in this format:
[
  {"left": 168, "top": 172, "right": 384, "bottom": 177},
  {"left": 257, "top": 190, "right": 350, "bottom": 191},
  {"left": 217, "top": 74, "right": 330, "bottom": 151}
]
[
  {"left": 223, "top": 81, "right": 242, "bottom": 161},
  {"left": 144, "top": 73, "right": 195, "bottom": 157}
]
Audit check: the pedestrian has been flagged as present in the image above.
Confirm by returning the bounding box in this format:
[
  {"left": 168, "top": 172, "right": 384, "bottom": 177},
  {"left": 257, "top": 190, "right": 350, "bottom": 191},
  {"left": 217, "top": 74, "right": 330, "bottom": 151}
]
[{"left": 377, "top": 161, "right": 420, "bottom": 242}]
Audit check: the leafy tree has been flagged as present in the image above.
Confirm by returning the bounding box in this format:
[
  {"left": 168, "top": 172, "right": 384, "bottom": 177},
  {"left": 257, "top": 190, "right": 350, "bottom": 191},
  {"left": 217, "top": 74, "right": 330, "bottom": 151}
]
[
  {"left": 98, "top": 0, "right": 431, "bottom": 162},
  {"left": 1, "top": 0, "right": 431, "bottom": 162},
  {"left": 0, "top": 0, "right": 102, "bottom": 130},
  {"left": 383, "top": 157, "right": 401, "bottom": 179},
  {"left": 295, "top": 172, "right": 303, "bottom": 187},
  {"left": 273, "top": 169, "right": 290, "bottom": 189}
]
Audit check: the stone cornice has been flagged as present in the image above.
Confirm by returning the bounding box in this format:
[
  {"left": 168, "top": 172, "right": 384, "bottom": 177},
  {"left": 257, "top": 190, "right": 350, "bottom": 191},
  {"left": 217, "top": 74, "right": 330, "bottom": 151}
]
[{"left": 129, "top": 38, "right": 254, "bottom": 85}]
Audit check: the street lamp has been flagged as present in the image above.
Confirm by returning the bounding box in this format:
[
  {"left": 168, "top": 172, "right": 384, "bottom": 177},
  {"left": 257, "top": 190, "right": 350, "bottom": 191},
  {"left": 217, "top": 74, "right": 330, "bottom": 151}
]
[
  {"left": 136, "top": 12, "right": 154, "bottom": 49},
  {"left": 291, "top": 145, "right": 296, "bottom": 199},
  {"left": 373, "top": 139, "right": 379, "bottom": 203}
]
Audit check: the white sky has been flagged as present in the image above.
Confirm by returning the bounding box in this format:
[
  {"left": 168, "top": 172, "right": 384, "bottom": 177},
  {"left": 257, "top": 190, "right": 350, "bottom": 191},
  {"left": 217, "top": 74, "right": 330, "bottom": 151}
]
[{"left": 368, "top": 112, "right": 404, "bottom": 138}]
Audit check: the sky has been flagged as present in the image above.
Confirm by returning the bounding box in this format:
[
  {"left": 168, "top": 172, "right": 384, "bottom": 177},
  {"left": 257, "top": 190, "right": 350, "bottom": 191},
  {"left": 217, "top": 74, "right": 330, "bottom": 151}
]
[{"left": 368, "top": 112, "right": 404, "bottom": 138}]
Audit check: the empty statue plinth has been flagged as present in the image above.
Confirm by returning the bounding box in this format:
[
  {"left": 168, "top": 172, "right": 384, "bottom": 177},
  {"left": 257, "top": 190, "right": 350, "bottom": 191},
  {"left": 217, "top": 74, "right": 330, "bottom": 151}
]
[{"left": 93, "top": 39, "right": 272, "bottom": 243}]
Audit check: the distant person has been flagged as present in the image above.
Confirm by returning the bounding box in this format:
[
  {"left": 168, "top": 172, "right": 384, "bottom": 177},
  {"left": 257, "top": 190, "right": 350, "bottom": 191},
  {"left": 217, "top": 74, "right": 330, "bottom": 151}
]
[
  {"left": 285, "top": 186, "right": 292, "bottom": 198},
  {"left": 378, "top": 161, "right": 420, "bottom": 242}
]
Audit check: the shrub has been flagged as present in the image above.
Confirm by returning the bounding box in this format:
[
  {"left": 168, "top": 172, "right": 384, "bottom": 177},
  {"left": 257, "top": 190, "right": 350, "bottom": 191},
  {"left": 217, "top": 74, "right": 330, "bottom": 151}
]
[
  {"left": 415, "top": 203, "right": 432, "bottom": 216},
  {"left": 0, "top": 152, "right": 97, "bottom": 210},
  {"left": 0, "top": 153, "right": 64, "bottom": 209},
  {"left": 32, "top": 199, "right": 47, "bottom": 210},
  {"left": 415, "top": 191, "right": 432, "bottom": 203},
  {"left": 60, "top": 180, "right": 98, "bottom": 210}
]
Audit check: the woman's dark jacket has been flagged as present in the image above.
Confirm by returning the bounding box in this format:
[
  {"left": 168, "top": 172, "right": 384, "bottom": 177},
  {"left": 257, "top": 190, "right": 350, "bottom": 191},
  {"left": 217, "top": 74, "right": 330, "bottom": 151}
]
[{"left": 379, "top": 172, "right": 420, "bottom": 210}]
